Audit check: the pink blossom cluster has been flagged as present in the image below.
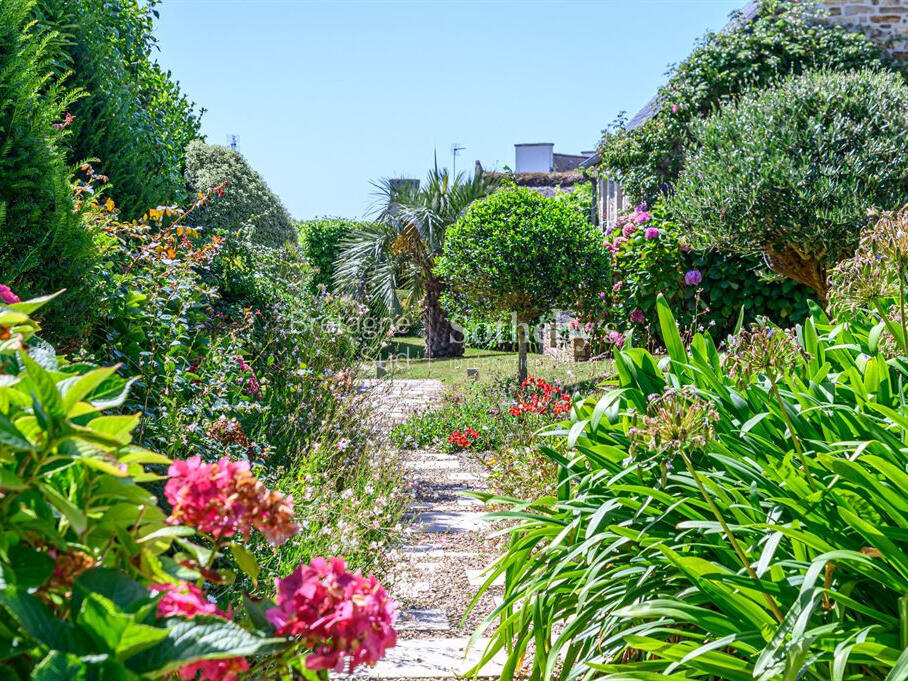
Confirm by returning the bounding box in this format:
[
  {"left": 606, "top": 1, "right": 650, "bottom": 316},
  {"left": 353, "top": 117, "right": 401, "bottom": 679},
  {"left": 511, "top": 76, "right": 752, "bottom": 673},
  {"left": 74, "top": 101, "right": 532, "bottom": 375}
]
[
  {"left": 234, "top": 355, "right": 261, "bottom": 399},
  {"left": 0, "top": 284, "right": 20, "bottom": 305},
  {"left": 150, "top": 582, "right": 249, "bottom": 681},
  {"left": 605, "top": 204, "right": 654, "bottom": 253},
  {"left": 266, "top": 557, "right": 397, "bottom": 673},
  {"left": 165, "top": 456, "right": 298, "bottom": 546}
]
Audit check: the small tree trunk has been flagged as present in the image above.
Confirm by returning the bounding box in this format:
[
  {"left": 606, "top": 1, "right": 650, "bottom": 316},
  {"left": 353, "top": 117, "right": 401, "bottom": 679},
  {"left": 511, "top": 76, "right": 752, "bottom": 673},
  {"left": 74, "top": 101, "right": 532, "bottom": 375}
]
[
  {"left": 423, "top": 276, "right": 463, "bottom": 359},
  {"left": 764, "top": 246, "right": 829, "bottom": 307},
  {"left": 517, "top": 321, "right": 528, "bottom": 383}
]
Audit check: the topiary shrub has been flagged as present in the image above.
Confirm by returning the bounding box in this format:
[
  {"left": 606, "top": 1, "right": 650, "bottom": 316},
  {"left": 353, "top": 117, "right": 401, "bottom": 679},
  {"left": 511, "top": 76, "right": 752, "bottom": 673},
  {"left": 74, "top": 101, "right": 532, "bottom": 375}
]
[
  {"left": 184, "top": 140, "right": 296, "bottom": 248},
  {"left": 299, "top": 218, "right": 361, "bottom": 294},
  {"left": 0, "top": 0, "right": 99, "bottom": 338},
  {"left": 436, "top": 185, "right": 611, "bottom": 379},
  {"left": 597, "top": 0, "right": 904, "bottom": 204},
  {"left": 670, "top": 68, "right": 908, "bottom": 303}
]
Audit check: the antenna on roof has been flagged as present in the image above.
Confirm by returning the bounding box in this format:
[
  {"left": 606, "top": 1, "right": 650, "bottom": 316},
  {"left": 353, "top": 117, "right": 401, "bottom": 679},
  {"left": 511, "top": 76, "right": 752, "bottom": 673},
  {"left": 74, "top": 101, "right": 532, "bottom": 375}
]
[
  {"left": 227, "top": 134, "right": 240, "bottom": 152},
  {"left": 451, "top": 142, "right": 465, "bottom": 177}
]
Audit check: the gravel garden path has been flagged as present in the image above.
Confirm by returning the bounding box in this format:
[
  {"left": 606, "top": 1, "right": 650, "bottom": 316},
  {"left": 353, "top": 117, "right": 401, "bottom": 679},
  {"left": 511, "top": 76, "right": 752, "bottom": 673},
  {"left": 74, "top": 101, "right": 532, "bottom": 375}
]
[{"left": 353, "top": 378, "right": 508, "bottom": 679}]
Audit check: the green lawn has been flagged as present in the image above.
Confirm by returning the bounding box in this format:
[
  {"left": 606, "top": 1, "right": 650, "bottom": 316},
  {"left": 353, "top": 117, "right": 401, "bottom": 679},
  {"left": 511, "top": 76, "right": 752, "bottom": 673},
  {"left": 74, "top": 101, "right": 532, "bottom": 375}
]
[{"left": 373, "top": 336, "right": 613, "bottom": 389}]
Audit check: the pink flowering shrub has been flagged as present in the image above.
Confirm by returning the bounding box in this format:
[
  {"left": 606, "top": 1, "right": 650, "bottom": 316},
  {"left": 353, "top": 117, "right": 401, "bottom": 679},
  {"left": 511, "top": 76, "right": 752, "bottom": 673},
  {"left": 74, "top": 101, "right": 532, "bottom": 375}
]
[
  {"left": 594, "top": 200, "right": 810, "bottom": 350},
  {"left": 165, "top": 456, "right": 298, "bottom": 546},
  {"left": 266, "top": 557, "right": 397, "bottom": 672}
]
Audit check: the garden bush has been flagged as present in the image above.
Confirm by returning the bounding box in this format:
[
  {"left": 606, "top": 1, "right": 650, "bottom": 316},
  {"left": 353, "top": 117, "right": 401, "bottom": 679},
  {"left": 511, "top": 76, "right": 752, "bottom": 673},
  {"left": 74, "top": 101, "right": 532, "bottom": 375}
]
[
  {"left": 597, "top": 0, "right": 903, "bottom": 203},
  {"left": 596, "top": 201, "right": 811, "bottom": 344},
  {"left": 671, "top": 68, "right": 908, "bottom": 303},
  {"left": 299, "top": 217, "right": 361, "bottom": 294},
  {"left": 470, "top": 241, "right": 908, "bottom": 679},
  {"left": 184, "top": 140, "right": 296, "bottom": 248},
  {"left": 0, "top": 0, "right": 98, "bottom": 339},
  {"left": 0, "top": 291, "right": 397, "bottom": 679},
  {"left": 36, "top": 0, "right": 203, "bottom": 218},
  {"left": 74, "top": 168, "right": 403, "bottom": 583},
  {"left": 437, "top": 185, "right": 611, "bottom": 379}
]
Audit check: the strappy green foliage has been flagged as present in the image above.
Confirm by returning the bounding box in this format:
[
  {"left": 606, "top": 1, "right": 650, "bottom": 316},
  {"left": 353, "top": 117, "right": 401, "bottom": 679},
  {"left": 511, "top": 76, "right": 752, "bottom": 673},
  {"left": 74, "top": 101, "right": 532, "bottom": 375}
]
[{"left": 470, "top": 295, "right": 908, "bottom": 680}]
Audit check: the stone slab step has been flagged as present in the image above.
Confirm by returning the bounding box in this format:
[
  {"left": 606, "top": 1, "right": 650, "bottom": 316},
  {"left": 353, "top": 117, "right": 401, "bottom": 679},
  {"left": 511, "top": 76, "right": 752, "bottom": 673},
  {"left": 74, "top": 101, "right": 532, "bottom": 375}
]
[
  {"left": 396, "top": 608, "right": 450, "bottom": 632},
  {"left": 363, "top": 637, "right": 507, "bottom": 678},
  {"left": 405, "top": 459, "right": 461, "bottom": 470},
  {"left": 409, "top": 511, "right": 487, "bottom": 534}
]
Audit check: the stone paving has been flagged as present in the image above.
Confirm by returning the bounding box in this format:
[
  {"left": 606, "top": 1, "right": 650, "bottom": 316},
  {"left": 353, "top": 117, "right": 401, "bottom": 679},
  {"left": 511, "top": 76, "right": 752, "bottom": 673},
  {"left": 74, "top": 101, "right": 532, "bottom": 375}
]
[{"left": 353, "top": 377, "right": 507, "bottom": 679}]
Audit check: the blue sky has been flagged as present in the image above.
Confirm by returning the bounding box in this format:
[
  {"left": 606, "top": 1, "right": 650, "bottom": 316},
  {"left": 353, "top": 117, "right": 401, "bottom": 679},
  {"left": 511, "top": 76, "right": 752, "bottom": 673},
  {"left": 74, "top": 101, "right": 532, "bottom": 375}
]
[{"left": 153, "top": 0, "right": 742, "bottom": 220}]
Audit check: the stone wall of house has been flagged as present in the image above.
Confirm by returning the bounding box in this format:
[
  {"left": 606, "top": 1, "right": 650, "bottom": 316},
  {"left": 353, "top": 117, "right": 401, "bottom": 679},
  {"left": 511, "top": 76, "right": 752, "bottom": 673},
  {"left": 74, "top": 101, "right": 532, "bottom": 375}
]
[{"left": 820, "top": 0, "right": 908, "bottom": 57}]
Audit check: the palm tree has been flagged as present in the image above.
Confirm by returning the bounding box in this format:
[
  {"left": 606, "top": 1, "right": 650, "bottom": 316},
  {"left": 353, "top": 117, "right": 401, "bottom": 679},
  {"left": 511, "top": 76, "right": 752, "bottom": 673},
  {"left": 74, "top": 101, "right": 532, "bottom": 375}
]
[{"left": 334, "top": 164, "right": 497, "bottom": 358}]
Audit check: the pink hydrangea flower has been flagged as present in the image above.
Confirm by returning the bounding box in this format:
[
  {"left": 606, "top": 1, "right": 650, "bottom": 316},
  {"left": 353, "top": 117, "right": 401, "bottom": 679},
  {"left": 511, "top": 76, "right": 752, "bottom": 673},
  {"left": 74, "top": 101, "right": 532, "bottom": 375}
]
[
  {"left": 165, "top": 456, "right": 298, "bottom": 545},
  {"left": 608, "top": 330, "right": 626, "bottom": 349},
  {"left": 644, "top": 227, "right": 659, "bottom": 239},
  {"left": 630, "top": 308, "right": 646, "bottom": 324},
  {"left": 622, "top": 222, "right": 637, "bottom": 237},
  {"left": 685, "top": 269, "right": 703, "bottom": 286},
  {"left": 613, "top": 281, "right": 623, "bottom": 292},
  {"left": 151, "top": 582, "right": 249, "bottom": 681},
  {"left": 266, "top": 557, "right": 397, "bottom": 673},
  {"left": 635, "top": 210, "right": 653, "bottom": 224},
  {"left": 151, "top": 581, "right": 226, "bottom": 619},
  {"left": 671, "top": 103, "right": 679, "bottom": 113},
  {"left": 0, "top": 285, "right": 20, "bottom": 305}
]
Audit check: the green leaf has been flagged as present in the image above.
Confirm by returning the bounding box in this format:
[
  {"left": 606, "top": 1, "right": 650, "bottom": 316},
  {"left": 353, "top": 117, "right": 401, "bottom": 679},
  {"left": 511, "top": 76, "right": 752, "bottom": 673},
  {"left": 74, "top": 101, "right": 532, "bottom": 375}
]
[
  {"left": 0, "top": 585, "right": 83, "bottom": 651},
  {"left": 19, "top": 352, "right": 66, "bottom": 430},
  {"left": 127, "top": 617, "right": 285, "bottom": 674},
  {"left": 656, "top": 294, "right": 688, "bottom": 366},
  {"left": 31, "top": 651, "right": 88, "bottom": 681},
  {"left": 72, "top": 569, "right": 150, "bottom": 615},
  {"left": 229, "top": 543, "right": 260, "bottom": 585},
  {"left": 7, "top": 544, "right": 54, "bottom": 588},
  {"left": 77, "top": 593, "right": 169, "bottom": 661}
]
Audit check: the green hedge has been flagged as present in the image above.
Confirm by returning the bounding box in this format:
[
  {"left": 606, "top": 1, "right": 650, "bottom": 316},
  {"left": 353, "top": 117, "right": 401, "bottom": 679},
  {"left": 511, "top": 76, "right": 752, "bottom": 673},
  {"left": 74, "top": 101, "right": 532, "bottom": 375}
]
[
  {"left": 0, "top": 0, "right": 98, "bottom": 337},
  {"left": 298, "top": 218, "right": 364, "bottom": 294},
  {"left": 37, "top": 0, "right": 202, "bottom": 218}
]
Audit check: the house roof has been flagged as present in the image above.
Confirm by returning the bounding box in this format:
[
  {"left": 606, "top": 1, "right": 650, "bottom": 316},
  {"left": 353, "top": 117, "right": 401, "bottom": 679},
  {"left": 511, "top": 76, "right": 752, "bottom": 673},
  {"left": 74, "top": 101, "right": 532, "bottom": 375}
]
[{"left": 486, "top": 170, "right": 586, "bottom": 188}]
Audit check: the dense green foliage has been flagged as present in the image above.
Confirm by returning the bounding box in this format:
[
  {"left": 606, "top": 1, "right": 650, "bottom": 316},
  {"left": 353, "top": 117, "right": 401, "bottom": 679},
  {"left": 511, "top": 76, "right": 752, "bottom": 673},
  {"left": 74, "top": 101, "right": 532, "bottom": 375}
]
[
  {"left": 299, "top": 217, "right": 361, "bottom": 294},
  {"left": 36, "top": 0, "right": 203, "bottom": 218},
  {"left": 184, "top": 141, "right": 296, "bottom": 248},
  {"left": 671, "top": 69, "right": 908, "bottom": 299},
  {"left": 599, "top": 202, "right": 811, "bottom": 342},
  {"left": 471, "top": 291, "right": 908, "bottom": 680},
  {"left": 0, "top": 0, "right": 96, "bottom": 334},
  {"left": 597, "top": 0, "right": 901, "bottom": 203}
]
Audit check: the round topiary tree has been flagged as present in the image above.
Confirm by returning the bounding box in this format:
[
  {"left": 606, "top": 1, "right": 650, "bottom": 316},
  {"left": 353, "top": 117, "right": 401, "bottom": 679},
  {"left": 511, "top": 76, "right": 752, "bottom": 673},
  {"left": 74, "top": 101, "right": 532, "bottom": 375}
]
[
  {"left": 436, "top": 185, "right": 611, "bottom": 380},
  {"left": 670, "top": 69, "right": 908, "bottom": 304},
  {"left": 184, "top": 140, "right": 296, "bottom": 248}
]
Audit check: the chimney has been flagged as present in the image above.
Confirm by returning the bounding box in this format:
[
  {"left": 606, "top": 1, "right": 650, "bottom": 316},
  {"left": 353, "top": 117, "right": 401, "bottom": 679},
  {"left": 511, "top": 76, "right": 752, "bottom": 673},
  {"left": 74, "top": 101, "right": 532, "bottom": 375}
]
[{"left": 515, "top": 143, "right": 554, "bottom": 173}]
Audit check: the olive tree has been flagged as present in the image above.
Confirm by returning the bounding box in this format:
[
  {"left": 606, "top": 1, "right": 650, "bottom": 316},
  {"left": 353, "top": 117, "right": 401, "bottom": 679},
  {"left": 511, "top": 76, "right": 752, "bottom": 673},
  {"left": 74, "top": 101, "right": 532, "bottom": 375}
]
[
  {"left": 436, "top": 186, "right": 611, "bottom": 380},
  {"left": 671, "top": 69, "right": 908, "bottom": 304}
]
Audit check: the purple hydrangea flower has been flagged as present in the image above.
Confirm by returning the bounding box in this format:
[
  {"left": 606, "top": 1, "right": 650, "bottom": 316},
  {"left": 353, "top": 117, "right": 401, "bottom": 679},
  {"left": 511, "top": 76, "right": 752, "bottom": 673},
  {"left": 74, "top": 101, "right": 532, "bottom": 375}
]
[
  {"left": 685, "top": 269, "right": 703, "bottom": 286},
  {"left": 644, "top": 227, "right": 659, "bottom": 239},
  {"left": 630, "top": 308, "right": 646, "bottom": 324}
]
